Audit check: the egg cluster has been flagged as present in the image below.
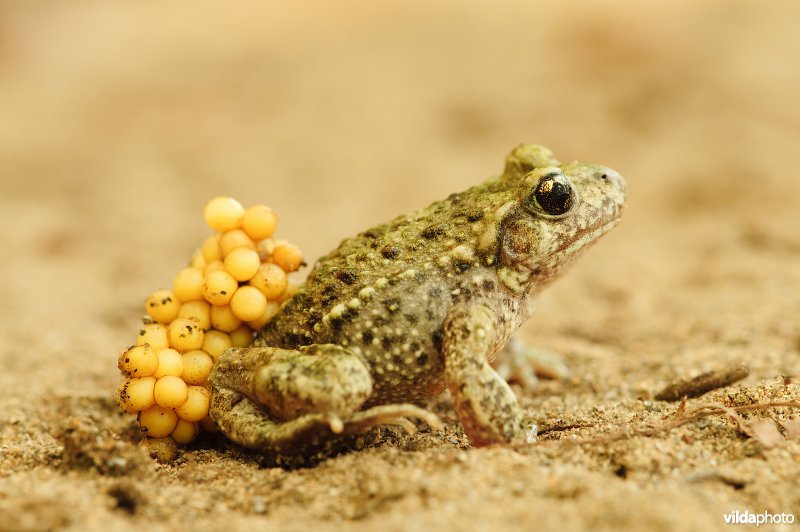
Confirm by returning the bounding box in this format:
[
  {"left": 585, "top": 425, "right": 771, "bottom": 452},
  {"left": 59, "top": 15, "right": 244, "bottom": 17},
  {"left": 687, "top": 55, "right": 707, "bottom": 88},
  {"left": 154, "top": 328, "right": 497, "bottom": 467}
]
[{"left": 116, "top": 197, "right": 303, "bottom": 457}]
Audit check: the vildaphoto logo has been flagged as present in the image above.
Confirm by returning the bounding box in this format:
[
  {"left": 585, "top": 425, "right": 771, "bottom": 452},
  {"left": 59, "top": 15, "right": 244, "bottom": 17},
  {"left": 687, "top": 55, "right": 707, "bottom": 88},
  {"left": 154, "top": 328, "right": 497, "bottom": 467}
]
[{"left": 723, "top": 510, "right": 795, "bottom": 526}]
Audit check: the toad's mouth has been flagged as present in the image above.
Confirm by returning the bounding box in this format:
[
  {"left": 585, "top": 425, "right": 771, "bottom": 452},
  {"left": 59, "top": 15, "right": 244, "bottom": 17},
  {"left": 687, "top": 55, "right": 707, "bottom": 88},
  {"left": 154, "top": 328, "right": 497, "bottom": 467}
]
[{"left": 553, "top": 218, "right": 621, "bottom": 256}]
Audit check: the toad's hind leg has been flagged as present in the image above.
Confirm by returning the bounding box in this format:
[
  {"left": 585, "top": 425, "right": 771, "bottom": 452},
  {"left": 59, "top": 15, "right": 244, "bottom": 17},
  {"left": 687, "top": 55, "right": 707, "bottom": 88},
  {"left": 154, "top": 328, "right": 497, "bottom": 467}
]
[{"left": 209, "top": 346, "right": 440, "bottom": 454}]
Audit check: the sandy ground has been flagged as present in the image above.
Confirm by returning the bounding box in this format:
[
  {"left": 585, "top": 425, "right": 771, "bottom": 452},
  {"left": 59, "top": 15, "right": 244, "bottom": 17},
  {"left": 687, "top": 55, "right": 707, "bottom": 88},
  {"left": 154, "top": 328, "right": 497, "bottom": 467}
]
[{"left": 1, "top": 1, "right": 799, "bottom": 530}]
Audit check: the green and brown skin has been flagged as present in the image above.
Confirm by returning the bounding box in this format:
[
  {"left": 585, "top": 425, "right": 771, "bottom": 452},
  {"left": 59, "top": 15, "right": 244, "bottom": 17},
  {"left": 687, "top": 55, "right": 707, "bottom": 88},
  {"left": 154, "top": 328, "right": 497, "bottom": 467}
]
[{"left": 209, "top": 144, "right": 626, "bottom": 457}]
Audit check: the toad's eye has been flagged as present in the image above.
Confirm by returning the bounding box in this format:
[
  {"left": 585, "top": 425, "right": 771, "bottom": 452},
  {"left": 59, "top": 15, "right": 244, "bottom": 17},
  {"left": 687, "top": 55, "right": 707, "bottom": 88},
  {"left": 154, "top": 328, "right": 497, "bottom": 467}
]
[{"left": 526, "top": 172, "right": 574, "bottom": 216}]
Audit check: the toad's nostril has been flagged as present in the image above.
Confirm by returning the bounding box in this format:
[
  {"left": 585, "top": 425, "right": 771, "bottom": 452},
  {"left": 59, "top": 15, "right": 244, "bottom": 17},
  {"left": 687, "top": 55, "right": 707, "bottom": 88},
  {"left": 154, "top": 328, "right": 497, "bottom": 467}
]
[{"left": 601, "top": 173, "right": 608, "bottom": 180}]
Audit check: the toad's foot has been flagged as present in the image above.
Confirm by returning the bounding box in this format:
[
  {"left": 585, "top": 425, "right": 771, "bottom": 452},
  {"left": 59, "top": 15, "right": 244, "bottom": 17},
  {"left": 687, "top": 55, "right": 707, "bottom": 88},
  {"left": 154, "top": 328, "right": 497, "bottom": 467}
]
[
  {"left": 493, "top": 338, "right": 571, "bottom": 389},
  {"left": 340, "top": 404, "right": 442, "bottom": 435}
]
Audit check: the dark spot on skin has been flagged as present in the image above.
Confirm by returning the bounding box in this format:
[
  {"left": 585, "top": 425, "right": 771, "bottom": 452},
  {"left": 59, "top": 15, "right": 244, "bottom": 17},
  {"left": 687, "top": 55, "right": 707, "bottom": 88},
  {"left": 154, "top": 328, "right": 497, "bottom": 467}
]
[
  {"left": 335, "top": 269, "right": 358, "bottom": 285},
  {"left": 374, "top": 315, "right": 390, "bottom": 326},
  {"left": 161, "top": 296, "right": 172, "bottom": 305},
  {"left": 362, "top": 330, "right": 374, "bottom": 345},
  {"left": 381, "top": 245, "right": 401, "bottom": 259},
  {"left": 410, "top": 341, "right": 420, "bottom": 352},
  {"left": 124, "top": 358, "right": 130, "bottom": 363},
  {"left": 362, "top": 229, "right": 379, "bottom": 238},
  {"left": 383, "top": 298, "right": 400, "bottom": 312},
  {"left": 322, "top": 284, "right": 336, "bottom": 295},
  {"left": 482, "top": 279, "right": 496, "bottom": 291},
  {"left": 432, "top": 329, "right": 443, "bottom": 351},
  {"left": 220, "top": 290, "right": 227, "bottom": 295},
  {"left": 415, "top": 271, "right": 428, "bottom": 283},
  {"left": 453, "top": 260, "right": 472, "bottom": 273},
  {"left": 429, "top": 287, "right": 443, "bottom": 299},
  {"left": 382, "top": 336, "right": 396, "bottom": 349},
  {"left": 285, "top": 331, "right": 313, "bottom": 348},
  {"left": 392, "top": 355, "right": 403, "bottom": 366},
  {"left": 138, "top": 330, "right": 145, "bottom": 336},
  {"left": 416, "top": 353, "right": 428, "bottom": 366},
  {"left": 231, "top": 395, "right": 244, "bottom": 407},
  {"left": 404, "top": 313, "right": 418, "bottom": 324},
  {"left": 422, "top": 224, "right": 446, "bottom": 239},
  {"left": 329, "top": 317, "right": 344, "bottom": 332},
  {"left": 467, "top": 211, "right": 484, "bottom": 222},
  {"left": 614, "top": 465, "right": 628, "bottom": 479},
  {"left": 370, "top": 240, "right": 380, "bottom": 249}
]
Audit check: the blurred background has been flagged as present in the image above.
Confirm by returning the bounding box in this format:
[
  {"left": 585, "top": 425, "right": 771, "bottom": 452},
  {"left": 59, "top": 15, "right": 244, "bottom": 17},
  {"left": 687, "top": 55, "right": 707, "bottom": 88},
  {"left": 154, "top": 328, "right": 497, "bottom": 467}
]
[{"left": 1, "top": 0, "right": 798, "bottom": 411}]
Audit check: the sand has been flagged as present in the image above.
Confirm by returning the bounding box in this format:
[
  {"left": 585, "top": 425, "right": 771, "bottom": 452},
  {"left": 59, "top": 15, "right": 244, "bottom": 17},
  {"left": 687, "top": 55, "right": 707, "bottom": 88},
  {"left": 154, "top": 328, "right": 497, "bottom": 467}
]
[{"left": 1, "top": 1, "right": 799, "bottom": 530}]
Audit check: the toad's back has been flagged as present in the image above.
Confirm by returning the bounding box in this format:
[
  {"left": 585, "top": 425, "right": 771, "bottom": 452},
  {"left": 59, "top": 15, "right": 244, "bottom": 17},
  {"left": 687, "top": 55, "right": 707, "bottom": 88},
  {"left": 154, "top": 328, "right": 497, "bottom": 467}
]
[{"left": 255, "top": 177, "right": 518, "bottom": 402}]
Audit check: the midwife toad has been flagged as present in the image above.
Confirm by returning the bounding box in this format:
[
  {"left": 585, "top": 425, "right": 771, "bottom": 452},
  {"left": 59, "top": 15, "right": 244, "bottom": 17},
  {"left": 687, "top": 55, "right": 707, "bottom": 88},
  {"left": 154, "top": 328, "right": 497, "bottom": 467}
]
[{"left": 209, "top": 144, "right": 626, "bottom": 458}]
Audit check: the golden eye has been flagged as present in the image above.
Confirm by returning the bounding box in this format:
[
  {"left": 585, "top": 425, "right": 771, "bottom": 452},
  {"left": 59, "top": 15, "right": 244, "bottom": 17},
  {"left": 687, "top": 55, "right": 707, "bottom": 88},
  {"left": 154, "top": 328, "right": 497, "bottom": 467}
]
[{"left": 527, "top": 172, "right": 574, "bottom": 216}]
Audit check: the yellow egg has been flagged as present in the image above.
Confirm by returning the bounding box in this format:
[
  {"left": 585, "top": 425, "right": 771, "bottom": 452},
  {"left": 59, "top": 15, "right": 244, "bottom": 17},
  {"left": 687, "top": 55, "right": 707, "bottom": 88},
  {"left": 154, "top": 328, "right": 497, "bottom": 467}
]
[
  {"left": 153, "top": 348, "right": 184, "bottom": 378},
  {"left": 167, "top": 318, "right": 205, "bottom": 353},
  {"left": 140, "top": 437, "right": 178, "bottom": 463},
  {"left": 175, "top": 386, "right": 211, "bottom": 422},
  {"left": 202, "top": 330, "right": 233, "bottom": 360},
  {"left": 271, "top": 243, "right": 304, "bottom": 272},
  {"left": 246, "top": 300, "right": 281, "bottom": 330},
  {"left": 171, "top": 419, "right": 200, "bottom": 444},
  {"left": 229, "top": 326, "right": 255, "bottom": 348},
  {"left": 118, "top": 344, "right": 159, "bottom": 377},
  {"left": 145, "top": 289, "right": 181, "bottom": 324},
  {"left": 255, "top": 238, "right": 276, "bottom": 262},
  {"left": 249, "top": 263, "right": 287, "bottom": 300},
  {"left": 119, "top": 376, "right": 156, "bottom": 412},
  {"left": 181, "top": 350, "right": 214, "bottom": 385},
  {"left": 173, "top": 267, "right": 205, "bottom": 302},
  {"left": 177, "top": 300, "right": 211, "bottom": 330},
  {"left": 277, "top": 278, "right": 302, "bottom": 304},
  {"left": 219, "top": 229, "right": 255, "bottom": 258},
  {"left": 189, "top": 249, "right": 206, "bottom": 270},
  {"left": 117, "top": 380, "right": 138, "bottom": 413},
  {"left": 242, "top": 205, "right": 277, "bottom": 241},
  {"left": 224, "top": 247, "right": 261, "bottom": 281},
  {"left": 210, "top": 304, "right": 242, "bottom": 332},
  {"left": 203, "top": 260, "right": 225, "bottom": 276},
  {"left": 135, "top": 323, "right": 169, "bottom": 351},
  {"left": 203, "top": 270, "right": 237, "bottom": 306},
  {"left": 154, "top": 375, "right": 189, "bottom": 409},
  {"left": 230, "top": 285, "right": 267, "bottom": 322},
  {"left": 204, "top": 197, "right": 244, "bottom": 232},
  {"left": 201, "top": 234, "right": 222, "bottom": 262},
  {"left": 139, "top": 406, "right": 179, "bottom": 438}
]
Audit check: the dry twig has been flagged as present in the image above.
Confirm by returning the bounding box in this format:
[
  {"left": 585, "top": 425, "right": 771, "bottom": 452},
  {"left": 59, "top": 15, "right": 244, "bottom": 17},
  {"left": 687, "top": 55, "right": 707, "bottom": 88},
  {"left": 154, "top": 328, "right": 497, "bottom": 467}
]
[{"left": 535, "top": 401, "right": 800, "bottom": 447}]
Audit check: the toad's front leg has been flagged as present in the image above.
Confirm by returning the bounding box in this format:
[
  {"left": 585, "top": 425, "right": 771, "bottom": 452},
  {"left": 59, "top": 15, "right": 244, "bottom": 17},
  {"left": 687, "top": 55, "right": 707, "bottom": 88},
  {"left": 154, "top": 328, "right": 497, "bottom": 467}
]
[{"left": 443, "top": 305, "right": 527, "bottom": 446}]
